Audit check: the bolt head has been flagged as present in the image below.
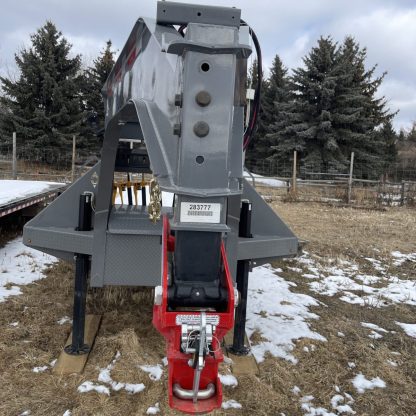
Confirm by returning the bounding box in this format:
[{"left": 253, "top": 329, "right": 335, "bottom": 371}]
[
  {"left": 195, "top": 91, "right": 211, "bottom": 107},
  {"left": 193, "top": 121, "right": 209, "bottom": 138}
]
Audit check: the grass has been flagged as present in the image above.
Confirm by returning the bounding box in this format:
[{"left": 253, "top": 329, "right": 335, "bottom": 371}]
[{"left": 0, "top": 201, "right": 415, "bottom": 415}]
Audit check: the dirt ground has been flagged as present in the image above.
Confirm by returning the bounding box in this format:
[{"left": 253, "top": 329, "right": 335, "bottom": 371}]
[{"left": 0, "top": 201, "right": 415, "bottom": 415}]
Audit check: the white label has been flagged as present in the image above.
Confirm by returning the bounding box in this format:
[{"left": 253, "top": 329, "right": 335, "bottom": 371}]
[
  {"left": 180, "top": 202, "right": 221, "bottom": 224},
  {"left": 176, "top": 314, "right": 220, "bottom": 326}
]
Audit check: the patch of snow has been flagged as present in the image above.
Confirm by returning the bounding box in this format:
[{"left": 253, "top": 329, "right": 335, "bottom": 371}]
[
  {"left": 386, "top": 360, "right": 398, "bottom": 367},
  {"left": 348, "top": 362, "right": 356, "bottom": 369},
  {"left": 247, "top": 265, "right": 326, "bottom": 363},
  {"left": 352, "top": 373, "right": 386, "bottom": 394},
  {"left": 391, "top": 251, "right": 416, "bottom": 266},
  {"left": 63, "top": 411, "right": 71, "bottom": 416},
  {"left": 19, "top": 411, "right": 31, "bottom": 416},
  {"left": 222, "top": 399, "right": 242, "bottom": 410},
  {"left": 50, "top": 359, "right": 57, "bottom": 367},
  {"left": 243, "top": 171, "right": 286, "bottom": 187},
  {"left": 78, "top": 381, "right": 110, "bottom": 396},
  {"left": 9, "top": 321, "right": 19, "bottom": 327},
  {"left": 57, "top": 316, "right": 72, "bottom": 325},
  {"left": 0, "top": 237, "right": 57, "bottom": 302},
  {"left": 298, "top": 252, "right": 416, "bottom": 308},
  {"left": 368, "top": 331, "right": 383, "bottom": 340},
  {"left": 395, "top": 322, "right": 416, "bottom": 338},
  {"left": 32, "top": 366, "right": 48, "bottom": 373},
  {"left": 219, "top": 374, "right": 238, "bottom": 387},
  {"left": 0, "top": 180, "right": 62, "bottom": 206},
  {"left": 301, "top": 395, "right": 337, "bottom": 416},
  {"left": 81, "top": 351, "right": 145, "bottom": 396},
  {"left": 292, "top": 385, "right": 301, "bottom": 395},
  {"left": 146, "top": 403, "right": 160, "bottom": 414},
  {"left": 139, "top": 364, "right": 163, "bottom": 381},
  {"left": 124, "top": 383, "right": 146, "bottom": 394},
  {"left": 330, "top": 394, "right": 355, "bottom": 414},
  {"left": 161, "top": 357, "right": 168, "bottom": 366},
  {"left": 360, "top": 322, "right": 388, "bottom": 333},
  {"left": 337, "top": 332, "right": 345, "bottom": 337}
]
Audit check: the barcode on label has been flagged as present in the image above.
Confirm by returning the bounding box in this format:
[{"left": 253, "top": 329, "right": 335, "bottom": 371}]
[
  {"left": 180, "top": 202, "right": 221, "bottom": 223},
  {"left": 187, "top": 211, "right": 213, "bottom": 216}
]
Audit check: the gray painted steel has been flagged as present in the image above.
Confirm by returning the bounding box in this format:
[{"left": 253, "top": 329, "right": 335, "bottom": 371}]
[{"left": 23, "top": 1, "right": 298, "bottom": 289}]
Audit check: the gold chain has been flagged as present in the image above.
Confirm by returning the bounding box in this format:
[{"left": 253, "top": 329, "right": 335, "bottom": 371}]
[{"left": 148, "top": 178, "right": 162, "bottom": 223}]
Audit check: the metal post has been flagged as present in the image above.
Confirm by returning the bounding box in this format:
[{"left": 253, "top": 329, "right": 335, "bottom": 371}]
[
  {"left": 127, "top": 142, "right": 133, "bottom": 205},
  {"left": 64, "top": 192, "right": 92, "bottom": 355},
  {"left": 347, "top": 152, "right": 355, "bottom": 204},
  {"left": 400, "top": 181, "right": 405, "bottom": 206},
  {"left": 292, "top": 150, "right": 297, "bottom": 195},
  {"left": 71, "top": 135, "right": 76, "bottom": 183},
  {"left": 229, "top": 199, "right": 252, "bottom": 355},
  {"left": 141, "top": 173, "right": 147, "bottom": 206},
  {"left": 12, "top": 132, "right": 17, "bottom": 180},
  {"left": 127, "top": 174, "right": 133, "bottom": 205}
]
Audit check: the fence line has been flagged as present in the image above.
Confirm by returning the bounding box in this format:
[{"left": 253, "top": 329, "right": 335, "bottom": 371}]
[{"left": 1, "top": 134, "right": 415, "bottom": 207}]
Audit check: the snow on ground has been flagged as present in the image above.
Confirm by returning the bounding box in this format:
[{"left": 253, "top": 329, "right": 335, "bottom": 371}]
[
  {"left": 221, "top": 400, "right": 242, "bottom": 410},
  {"left": 219, "top": 374, "right": 238, "bottom": 387},
  {"left": 0, "top": 180, "right": 63, "bottom": 206},
  {"left": 243, "top": 171, "right": 286, "bottom": 187},
  {"left": 291, "top": 251, "right": 416, "bottom": 308},
  {"left": 246, "top": 264, "right": 326, "bottom": 363},
  {"left": 352, "top": 374, "right": 386, "bottom": 394},
  {"left": 138, "top": 364, "right": 163, "bottom": 381},
  {"left": 395, "top": 322, "right": 416, "bottom": 338},
  {"left": 115, "top": 188, "right": 174, "bottom": 207},
  {"left": 146, "top": 403, "right": 160, "bottom": 414},
  {"left": 0, "top": 237, "right": 57, "bottom": 302},
  {"left": 79, "top": 351, "right": 145, "bottom": 396}
]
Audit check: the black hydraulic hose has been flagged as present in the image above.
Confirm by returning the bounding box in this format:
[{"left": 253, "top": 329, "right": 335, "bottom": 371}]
[{"left": 241, "top": 20, "right": 262, "bottom": 151}]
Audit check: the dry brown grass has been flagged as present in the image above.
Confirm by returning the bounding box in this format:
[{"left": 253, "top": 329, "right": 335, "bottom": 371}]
[{"left": 0, "top": 202, "right": 415, "bottom": 415}]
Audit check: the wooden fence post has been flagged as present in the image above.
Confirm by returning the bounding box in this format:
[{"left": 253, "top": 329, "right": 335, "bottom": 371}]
[
  {"left": 71, "top": 135, "right": 76, "bottom": 183},
  {"left": 400, "top": 181, "right": 406, "bottom": 206},
  {"left": 347, "top": 152, "right": 354, "bottom": 204},
  {"left": 12, "top": 132, "right": 17, "bottom": 180},
  {"left": 292, "top": 150, "right": 297, "bottom": 195}
]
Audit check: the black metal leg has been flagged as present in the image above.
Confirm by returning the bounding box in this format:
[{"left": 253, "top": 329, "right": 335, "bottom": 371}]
[
  {"left": 142, "top": 186, "right": 147, "bottom": 206},
  {"left": 127, "top": 173, "right": 133, "bottom": 205},
  {"left": 229, "top": 199, "right": 252, "bottom": 355},
  {"left": 64, "top": 193, "right": 92, "bottom": 355},
  {"left": 230, "top": 259, "right": 250, "bottom": 354}
]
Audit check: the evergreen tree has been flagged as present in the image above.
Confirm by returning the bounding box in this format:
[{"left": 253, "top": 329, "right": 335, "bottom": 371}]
[
  {"left": 0, "top": 21, "right": 83, "bottom": 159},
  {"left": 377, "top": 120, "right": 397, "bottom": 172},
  {"left": 333, "top": 37, "right": 395, "bottom": 174},
  {"left": 405, "top": 122, "right": 416, "bottom": 143},
  {"left": 246, "top": 56, "right": 290, "bottom": 170},
  {"left": 268, "top": 36, "right": 395, "bottom": 177},
  {"left": 80, "top": 40, "right": 116, "bottom": 152},
  {"left": 269, "top": 37, "right": 341, "bottom": 173},
  {"left": 260, "top": 55, "right": 289, "bottom": 160}
]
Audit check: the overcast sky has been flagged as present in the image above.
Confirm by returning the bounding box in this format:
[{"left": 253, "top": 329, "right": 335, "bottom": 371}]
[{"left": 0, "top": 0, "right": 415, "bottom": 131}]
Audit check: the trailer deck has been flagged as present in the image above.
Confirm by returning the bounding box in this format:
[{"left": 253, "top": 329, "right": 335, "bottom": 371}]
[{"left": 0, "top": 180, "right": 66, "bottom": 219}]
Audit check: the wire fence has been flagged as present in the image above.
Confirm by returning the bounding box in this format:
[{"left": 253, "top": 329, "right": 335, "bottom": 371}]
[
  {"left": 0, "top": 138, "right": 95, "bottom": 182},
  {"left": 245, "top": 157, "right": 416, "bottom": 208},
  {"left": 1, "top": 136, "right": 415, "bottom": 207}
]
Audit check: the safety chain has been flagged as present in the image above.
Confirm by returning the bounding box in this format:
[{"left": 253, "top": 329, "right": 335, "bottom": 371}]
[{"left": 148, "top": 178, "right": 162, "bottom": 223}]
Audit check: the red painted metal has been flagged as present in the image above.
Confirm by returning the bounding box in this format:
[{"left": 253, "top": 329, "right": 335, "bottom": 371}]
[{"left": 153, "top": 215, "right": 235, "bottom": 414}]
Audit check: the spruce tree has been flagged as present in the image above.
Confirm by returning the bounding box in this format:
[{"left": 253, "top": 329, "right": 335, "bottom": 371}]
[
  {"left": 269, "top": 37, "right": 341, "bottom": 173},
  {"left": 268, "top": 36, "right": 395, "bottom": 177},
  {"left": 333, "top": 37, "right": 395, "bottom": 175},
  {"left": 80, "top": 40, "right": 116, "bottom": 152},
  {"left": 0, "top": 21, "right": 83, "bottom": 160},
  {"left": 246, "top": 56, "right": 290, "bottom": 172},
  {"left": 262, "top": 55, "right": 290, "bottom": 166}
]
